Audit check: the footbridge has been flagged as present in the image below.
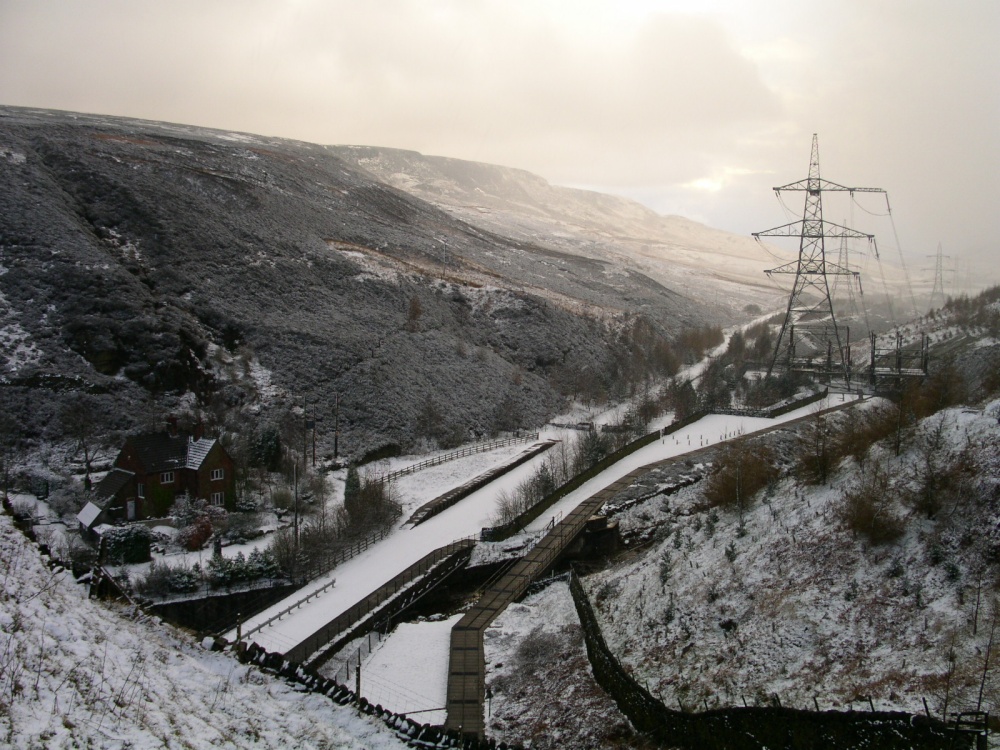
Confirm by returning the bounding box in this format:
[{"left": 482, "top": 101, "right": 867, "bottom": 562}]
[{"left": 444, "top": 393, "right": 869, "bottom": 738}]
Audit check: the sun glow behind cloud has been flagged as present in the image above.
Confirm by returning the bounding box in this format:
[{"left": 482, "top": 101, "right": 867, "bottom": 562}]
[{"left": 0, "top": 0, "right": 996, "bottom": 273}]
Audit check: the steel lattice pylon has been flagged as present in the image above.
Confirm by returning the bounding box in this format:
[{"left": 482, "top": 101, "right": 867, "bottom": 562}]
[
  {"left": 928, "top": 242, "right": 949, "bottom": 311},
  {"left": 754, "top": 134, "right": 884, "bottom": 382}
]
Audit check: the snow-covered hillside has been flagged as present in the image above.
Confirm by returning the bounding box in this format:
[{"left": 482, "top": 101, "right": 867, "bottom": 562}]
[
  {"left": 0, "top": 514, "right": 408, "bottom": 749},
  {"left": 585, "top": 399, "right": 1000, "bottom": 721},
  {"left": 328, "top": 145, "right": 795, "bottom": 315}
]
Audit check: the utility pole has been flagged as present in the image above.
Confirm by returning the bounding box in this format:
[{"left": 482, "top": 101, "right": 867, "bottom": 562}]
[
  {"left": 333, "top": 392, "right": 341, "bottom": 460},
  {"left": 753, "top": 134, "right": 884, "bottom": 382},
  {"left": 306, "top": 418, "right": 316, "bottom": 467}
]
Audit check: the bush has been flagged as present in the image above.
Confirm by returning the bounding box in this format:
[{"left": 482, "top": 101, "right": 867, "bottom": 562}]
[
  {"left": 206, "top": 548, "right": 281, "bottom": 588},
  {"left": 838, "top": 459, "right": 905, "bottom": 545},
  {"left": 512, "top": 626, "right": 563, "bottom": 674},
  {"left": 9, "top": 497, "right": 34, "bottom": 521},
  {"left": 796, "top": 411, "right": 835, "bottom": 484},
  {"left": 102, "top": 524, "right": 152, "bottom": 564},
  {"left": 344, "top": 473, "right": 400, "bottom": 532},
  {"left": 573, "top": 429, "right": 612, "bottom": 474},
  {"left": 906, "top": 416, "right": 976, "bottom": 518},
  {"left": 234, "top": 496, "right": 258, "bottom": 513},
  {"left": 224, "top": 511, "right": 263, "bottom": 544},
  {"left": 271, "top": 486, "right": 293, "bottom": 511},
  {"left": 834, "top": 402, "right": 897, "bottom": 466},
  {"left": 703, "top": 437, "right": 779, "bottom": 512},
  {"left": 177, "top": 515, "right": 213, "bottom": 551},
  {"left": 135, "top": 559, "right": 203, "bottom": 597}
]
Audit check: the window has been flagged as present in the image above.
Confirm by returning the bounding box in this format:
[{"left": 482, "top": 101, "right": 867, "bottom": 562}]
[
  {"left": 211, "top": 468, "right": 224, "bottom": 481},
  {"left": 160, "top": 471, "right": 174, "bottom": 484},
  {"left": 136, "top": 483, "right": 145, "bottom": 498},
  {"left": 211, "top": 492, "right": 224, "bottom": 506}
]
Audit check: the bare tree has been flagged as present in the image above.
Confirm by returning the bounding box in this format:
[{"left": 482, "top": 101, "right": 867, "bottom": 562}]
[
  {"left": 61, "top": 397, "right": 104, "bottom": 490},
  {"left": 0, "top": 413, "right": 22, "bottom": 502}
]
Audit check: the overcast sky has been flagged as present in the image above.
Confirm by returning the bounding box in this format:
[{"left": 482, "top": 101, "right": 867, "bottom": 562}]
[{"left": 2, "top": 0, "right": 997, "bottom": 287}]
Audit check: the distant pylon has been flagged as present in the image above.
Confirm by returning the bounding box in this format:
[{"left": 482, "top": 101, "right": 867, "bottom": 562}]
[
  {"left": 753, "top": 134, "right": 883, "bottom": 382},
  {"left": 928, "top": 242, "right": 949, "bottom": 311},
  {"left": 831, "top": 222, "right": 866, "bottom": 327},
  {"left": 831, "top": 219, "right": 853, "bottom": 306}
]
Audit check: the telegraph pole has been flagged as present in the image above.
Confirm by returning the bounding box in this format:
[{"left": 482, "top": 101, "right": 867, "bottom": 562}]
[
  {"left": 753, "top": 134, "right": 884, "bottom": 382},
  {"left": 333, "top": 392, "right": 340, "bottom": 460}
]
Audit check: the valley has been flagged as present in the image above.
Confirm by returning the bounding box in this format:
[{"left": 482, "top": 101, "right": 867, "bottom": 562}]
[{"left": 1, "top": 107, "right": 999, "bottom": 750}]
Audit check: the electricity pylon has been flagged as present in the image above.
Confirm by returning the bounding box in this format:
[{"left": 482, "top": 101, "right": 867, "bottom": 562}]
[
  {"left": 927, "top": 242, "right": 949, "bottom": 311},
  {"left": 753, "top": 134, "right": 883, "bottom": 382}
]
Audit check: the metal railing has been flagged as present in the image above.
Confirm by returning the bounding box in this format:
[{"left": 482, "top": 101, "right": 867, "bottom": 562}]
[
  {"left": 295, "top": 523, "right": 397, "bottom": 584},
  {"left": 380, "top": 433, "right": 539, "bottom": 483},
  {"left": 282, "top": 537, "right": 476, "bottom": 663}
]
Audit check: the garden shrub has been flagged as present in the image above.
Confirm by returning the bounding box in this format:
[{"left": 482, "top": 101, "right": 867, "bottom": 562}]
[{"left": 102, "top": 523, "right": 152, "bottom": 564}]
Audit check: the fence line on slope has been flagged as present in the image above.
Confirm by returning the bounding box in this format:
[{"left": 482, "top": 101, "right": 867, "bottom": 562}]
[
  {"left": 240, "top": 524, "right": 396, "bottom": 642},
  {"left": 380, "top": 433, "right": 539, "bottom": 484},
  {"left": 567, "top": 568, "right": 964, "bottom": 750}
]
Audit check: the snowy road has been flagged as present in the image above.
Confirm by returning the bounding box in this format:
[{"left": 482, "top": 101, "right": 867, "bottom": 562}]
[{"left": 230, "top": 393, "right": 861, "bottom": 657}]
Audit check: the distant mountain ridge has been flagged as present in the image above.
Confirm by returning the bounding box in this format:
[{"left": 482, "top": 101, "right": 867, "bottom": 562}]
[{"left": 328, "top": 145, "right": 790, "bottom": 312}]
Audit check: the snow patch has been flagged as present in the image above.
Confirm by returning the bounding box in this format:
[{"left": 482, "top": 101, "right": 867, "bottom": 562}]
[
  {"left": 248, "top": 359, "right": 281, "bottom": 401},
  {"left": 0, "top": 145, "right": 27, "bottom": 164},
  {"left": 0, "top": 321, "right": 42, "bottom": 372}
]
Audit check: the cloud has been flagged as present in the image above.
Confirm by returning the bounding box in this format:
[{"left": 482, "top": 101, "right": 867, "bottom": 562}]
[
  {"left": 0, "top": 0, "right": 996, "bottom": 272},
  {"left": 0, "top": 1, "right": 780, "bottom": 186}
]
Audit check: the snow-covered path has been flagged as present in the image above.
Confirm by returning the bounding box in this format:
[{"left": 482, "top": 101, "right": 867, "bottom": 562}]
[
  {"left": 230, "top": 442, "right": 559, "bottom": 652},
  {"left": 232, "top": 393, "right": 861, "bottom": 656},
  {"left": 339, "top": 394, "right": 866, "bottom": 725}
]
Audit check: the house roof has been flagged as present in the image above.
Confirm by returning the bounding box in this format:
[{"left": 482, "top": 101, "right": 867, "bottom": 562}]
[
  {"left": 93, "top": 467, "right": 135, "bottom": 506},
  {"left": 125, "top": 432, "right": 218, "bottom": 473},
  {"left": 77, "top": 501, "right": 104, "bottom": 529},
  {"left": 185, "top": 437, "right": 215, "bottom": 470}
]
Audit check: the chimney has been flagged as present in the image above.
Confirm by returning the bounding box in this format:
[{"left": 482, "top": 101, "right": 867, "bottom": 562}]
[
  {"left": 166, "top": 415, "right": 178, "bottom": 437},
  {"left": 193, "top": 421, "right": 205, "bottom": 442}
]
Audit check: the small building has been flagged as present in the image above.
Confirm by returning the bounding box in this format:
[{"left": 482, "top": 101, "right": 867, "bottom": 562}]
[{"left": 79, "top": 420, "right": 236, "bottom": 528}]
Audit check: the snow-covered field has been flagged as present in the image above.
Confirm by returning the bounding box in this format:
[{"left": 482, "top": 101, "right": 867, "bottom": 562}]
[
  {"left": 0, "top": 514, "right": 409, "bottom": 749},
  {"left": 344, "top": 614, "right": 461, "bottom": 726}
]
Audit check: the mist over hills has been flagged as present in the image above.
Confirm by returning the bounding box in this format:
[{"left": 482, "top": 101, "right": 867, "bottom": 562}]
[
  {"left": 0, "top": 106, "right": 761, "bottom": 457},
  {"left": 329, "top": 145, "right": 789, "bottom": 315}
]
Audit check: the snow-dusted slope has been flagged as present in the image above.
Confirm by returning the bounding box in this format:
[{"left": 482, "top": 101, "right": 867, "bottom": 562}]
[
  {"left": 329, "top": 146, "right": 794, "bottom": 314},
  {"left": 586, "top": 400, "right": 1000, "bottom": 718},
  {"left": 0, "top": 515, "right": 408, "bottom": 749}
]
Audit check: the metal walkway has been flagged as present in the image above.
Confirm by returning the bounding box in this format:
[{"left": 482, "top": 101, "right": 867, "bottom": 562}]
[
  {"left": 444, "top": 395, "right": 868, "bottom": 738},
  {"left": 444, "top": 473, "right": 638, "bottom": 736}
]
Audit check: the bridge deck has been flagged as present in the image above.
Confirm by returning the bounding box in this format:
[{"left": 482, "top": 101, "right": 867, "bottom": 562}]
[
  {"left": 444, "top": 396, "right": 868, "bottom": 738},
  {"left": 444, "top": 474, "right": 638, "bottom": 735}
]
